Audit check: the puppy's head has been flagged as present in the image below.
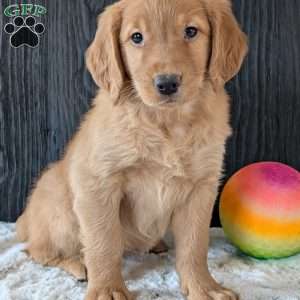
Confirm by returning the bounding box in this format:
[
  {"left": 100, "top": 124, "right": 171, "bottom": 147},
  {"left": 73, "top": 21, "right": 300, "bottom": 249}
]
[{"left": 86, "top": 0, "right": 248, "bottom": 107}]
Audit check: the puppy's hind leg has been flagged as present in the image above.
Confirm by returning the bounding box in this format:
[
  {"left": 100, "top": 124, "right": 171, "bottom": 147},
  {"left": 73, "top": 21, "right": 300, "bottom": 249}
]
[
  {"left": 47, "top": 256, "right": 87, "bottom": 281},
  {"left": 28, "top": 243, "right": 87, "bottom": 281},
  {"left": 16, "top": 211, "right": 28, "bottom": 242},
  {"left": 20, "top": 162, "right": 83, "bottom": 279}
]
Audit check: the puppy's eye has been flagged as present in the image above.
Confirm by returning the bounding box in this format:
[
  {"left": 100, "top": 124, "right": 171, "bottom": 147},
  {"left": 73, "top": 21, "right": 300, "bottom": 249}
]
[
  {"left": 184, "top": 26, "right": 198, "bottom": 40},
  {"left": 131, "top": 32, "right": 144, "bottom": 45}
]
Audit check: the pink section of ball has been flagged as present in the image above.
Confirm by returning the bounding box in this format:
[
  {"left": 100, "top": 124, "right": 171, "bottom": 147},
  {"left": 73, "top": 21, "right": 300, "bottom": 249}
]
[
  {"left": 260, "top": 163, "right": 300, "bottom": 187},
  {"left": 232, "top": 162, "right": 300, "bottom": 217}
]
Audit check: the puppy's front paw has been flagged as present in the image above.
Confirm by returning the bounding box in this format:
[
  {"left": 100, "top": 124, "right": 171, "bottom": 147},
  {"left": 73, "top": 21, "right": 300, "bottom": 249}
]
[
  {"left": 182, "top": 279, "right": 238, "bottom": 300},
  {"left": 85, "top": 286, "right": 133, "bottom": 300},
  {"left": 205, "top": 287, "right": 238, "bottom": 300}
]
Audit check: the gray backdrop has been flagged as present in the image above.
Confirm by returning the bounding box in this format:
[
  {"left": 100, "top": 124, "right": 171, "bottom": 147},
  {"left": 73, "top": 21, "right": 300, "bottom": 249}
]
[{"left": 0, "top": 0, "right": 299, "bottom": 226}]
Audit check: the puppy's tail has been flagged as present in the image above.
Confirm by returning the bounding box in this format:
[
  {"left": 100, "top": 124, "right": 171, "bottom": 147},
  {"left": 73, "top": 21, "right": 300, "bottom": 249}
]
[{"left": 16, "top": 211, "right": 28, "bottom": 242}]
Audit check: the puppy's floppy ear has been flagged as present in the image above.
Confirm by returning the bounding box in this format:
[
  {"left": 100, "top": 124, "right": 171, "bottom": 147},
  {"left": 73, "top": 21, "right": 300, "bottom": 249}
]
[
  {"left": 86, "top": 4, "right": 124, "bottom": 102},
  {"left": 205, "top": 0, "right": 248, "bottom": 86}
]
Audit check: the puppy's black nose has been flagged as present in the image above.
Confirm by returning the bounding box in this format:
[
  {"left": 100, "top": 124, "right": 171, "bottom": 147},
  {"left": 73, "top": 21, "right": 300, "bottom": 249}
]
[{"left": 154, "top": 74, "right": 181, "bottom": 96}]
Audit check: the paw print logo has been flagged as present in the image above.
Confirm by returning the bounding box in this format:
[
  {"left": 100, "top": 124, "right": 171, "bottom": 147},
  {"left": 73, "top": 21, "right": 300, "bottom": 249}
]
[{"left": 4, "top": 16, "right": 45, "bottom": 48}]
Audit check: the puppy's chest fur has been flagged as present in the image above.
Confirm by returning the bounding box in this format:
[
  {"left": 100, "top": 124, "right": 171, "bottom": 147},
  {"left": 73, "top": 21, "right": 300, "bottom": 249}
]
[{"left": 121, "top": 121, "right": 221, "bottom": 250}]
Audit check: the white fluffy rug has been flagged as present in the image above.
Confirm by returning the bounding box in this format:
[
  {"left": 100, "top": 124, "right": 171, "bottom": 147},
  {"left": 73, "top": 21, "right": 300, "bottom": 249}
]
[{"left": 1, "top": 222, "right": 300, "bottom": 300}]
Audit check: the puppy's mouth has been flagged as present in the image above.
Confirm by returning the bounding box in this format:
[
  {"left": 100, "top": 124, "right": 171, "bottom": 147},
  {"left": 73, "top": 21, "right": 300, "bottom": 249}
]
[
  {"left": 159, "top": 98, "right": 176, "bottom": 105},
  {"left": 157, "top": 95, "right": 179, "bottom": 107}
]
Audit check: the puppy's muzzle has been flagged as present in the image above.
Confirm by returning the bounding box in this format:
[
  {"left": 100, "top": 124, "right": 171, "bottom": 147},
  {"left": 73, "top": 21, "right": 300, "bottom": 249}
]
[{"left": 154, "top": 74, "right": 181, "bottom": 96}]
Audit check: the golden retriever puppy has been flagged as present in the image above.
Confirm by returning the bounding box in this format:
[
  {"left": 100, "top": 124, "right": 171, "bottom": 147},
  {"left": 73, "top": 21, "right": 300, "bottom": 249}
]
[{"left": 16, "top": 0, "right": 247, "bottom": 299}]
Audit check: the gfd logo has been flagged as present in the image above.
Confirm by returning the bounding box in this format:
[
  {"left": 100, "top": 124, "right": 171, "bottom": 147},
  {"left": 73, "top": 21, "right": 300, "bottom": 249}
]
[{"left": 3, "top": 4, "right": 47, "bottom": 48}]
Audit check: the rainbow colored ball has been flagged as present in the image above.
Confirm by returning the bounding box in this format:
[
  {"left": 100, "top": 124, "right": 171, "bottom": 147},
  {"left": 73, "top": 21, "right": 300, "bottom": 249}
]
[{"left": 220, "top": 162, "right": 300, "bottom": 259}]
